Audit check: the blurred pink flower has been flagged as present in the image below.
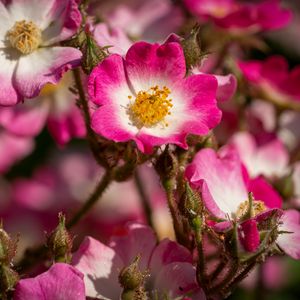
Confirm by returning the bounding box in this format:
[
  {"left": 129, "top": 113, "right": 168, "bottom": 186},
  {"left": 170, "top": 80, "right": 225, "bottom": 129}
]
[
  {"left": 14, "top": 263, "right": 85, "bottom": 300},
  {"left": 0, "top": 0, "right": 82, "bottom": 106},
  {"left": 72, "top": 223, "right": 204, "bottom": 299},
  {"left": 184, "top": 0, "right": 291, "bottom": 33}
]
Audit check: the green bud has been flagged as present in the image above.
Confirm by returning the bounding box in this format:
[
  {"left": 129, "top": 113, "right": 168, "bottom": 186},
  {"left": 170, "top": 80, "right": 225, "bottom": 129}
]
[
  {"left": 119, "top": 256, "right": 144, "bottom": 291},
  {"left": 0, "top": 265, "right": 19, "bottom": 294},
  {"left": 181, "top": 25, "right": 204, "bottom": 71},
  {"left": 47, "top": 213, "right": 72, "bottom": 263},
  {"left": 0, "top": 224, "right": 17, "bottom": 265}
]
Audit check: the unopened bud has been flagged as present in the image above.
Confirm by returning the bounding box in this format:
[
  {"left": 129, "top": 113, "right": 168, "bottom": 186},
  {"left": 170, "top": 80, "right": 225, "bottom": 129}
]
[
  {"left": 0, "top": 265, "right": 19, "bottom": 294},
  {"left": 181, "top": 25, "right": 203, "bottom": 71},
  {"left": 0, "top": 224, "right": 17, "bottom": 265},
  {"left": 47, "top": 213, "right": 72, "bottom": 263},
  {"left": 119, "top": 256, "right": 144, "bottom": 291}
]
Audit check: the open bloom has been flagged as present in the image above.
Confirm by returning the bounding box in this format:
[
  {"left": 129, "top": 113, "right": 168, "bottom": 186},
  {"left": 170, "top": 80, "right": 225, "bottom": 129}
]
[
  {"left": 14, "top": 263, "right": 85, "bottom": 300},
  {"left": 185, "top": 147, "right": 290, "bottom": 253},
  {"left": 72, "top": 223, "right": 204, "bottom": 299},
  {"left": 184, "top": 0, "right": 291, "bottom": 33},
  {"left": 88, "top": 41, "right": 222, "bottom": 153},
  {"left": 0, "top": 0, "right": 82, "bottom": 106},
  {"left": 239, "top": 56, "right": 300, "bottom": 106}
]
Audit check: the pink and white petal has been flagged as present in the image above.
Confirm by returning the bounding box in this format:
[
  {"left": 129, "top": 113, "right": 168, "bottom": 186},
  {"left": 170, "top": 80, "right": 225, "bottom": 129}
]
[
  {"left": 185, "top": 148, "right": 248, "bottom": 218},
  {"left": 238, "top": 219, "right": 260, "bottom": 252},
  {"left": 13, "top": 263, "right": 85, "bottom": 300},
  {"left": 0, "top": 2, "right": 13, "bottom": 47},
  {"left": 0, "top": 49, "right": 20, "bottom": 106},
  {"left": 93, "top": 23, "right": 133, "bottom": 56},
  {"left": 72, "top": 236, "right": 123, "bottom": 299},
  {"left": 6, "top": 0, "right": 56, "bottom": 30},
  {"left": 0, "top": 131, "right": 34, "bottom": 173},
  {"left": 91, "top": 105, "right": 138, "bottom": 144},
  {"left": 149, "top": 239, "right": 192, "bottom": 278},
  {"left": 109, "top": 223, "right": 157, "bottom": 271},
  {"left": 41, "top": 0, "right": 82, "bottom": 45},
  {"left": 125, "top": 41, "right": 186, "bottom": 88},
  {"left": 292, "top": 162, "right": 300, "bottom": 198},
  {"left": 0, "top": 101, "right": 49, "bottom": 136},
  {"left": 153, "top": 262, "right": 204, "bottom": 299},
  {"left": 47, "top": 106, "right": 85, "bottom": 146},
  {"left": 248, "top": 176, "right": 282, "bottom": 209},
  {"left": 15, "top": 47, "right": 81, "bottom": 99},
  {"left": 277, "top": 210, "right": 300, "bottom": 259},
  {"left": 87, "top": 54, "right": 131, "bottom": 106},
  {"left": 214, "top": 74, "right": 237, "bottom": 102}
]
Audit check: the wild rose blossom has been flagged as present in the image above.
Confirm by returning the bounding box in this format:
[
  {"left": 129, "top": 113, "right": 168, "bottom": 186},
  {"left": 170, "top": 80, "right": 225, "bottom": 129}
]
[
  {"left": 0, "top": 0, "right": 82, "bottom": 106},
  {"left": 184, "top": 0, "right": 292, "bottom": 33},
  {"left": 185, "top": 147, "right": 300, "bottom": 255},
  {"left": 88, "top": 40, "right": 222, "bottom": 153},
  {"left": 72, "top": 223, "right": 204, "bottom": 299}
]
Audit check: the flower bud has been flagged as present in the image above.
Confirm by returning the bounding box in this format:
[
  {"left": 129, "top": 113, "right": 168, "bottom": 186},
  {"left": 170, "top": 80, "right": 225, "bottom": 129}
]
[
  {"left": 181, "top": 25, "right": 203, "bottom": 71},
  {"left": 0, "top": 224, "right": 17, "bottom": 265},
  {"left": 47, "top": 213, "right": 72, "bottom": 263},
  {"left": 119, "top": 256, "right": 145, "bottom": 290},
  {"left": 0, "top": 265, "right": 19, "bottom": 295}
]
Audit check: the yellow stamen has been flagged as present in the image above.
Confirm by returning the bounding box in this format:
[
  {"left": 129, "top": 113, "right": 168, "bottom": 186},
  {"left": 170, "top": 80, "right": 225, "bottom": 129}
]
[
  {"left": 127, "top": 85, "right": 173, "bottom": 129},
  {"left": 7, "top": 20, "right": 42, "bottom": 54},
  {"left": 236, "top": 200, "right": 266, "bottom": 219}
]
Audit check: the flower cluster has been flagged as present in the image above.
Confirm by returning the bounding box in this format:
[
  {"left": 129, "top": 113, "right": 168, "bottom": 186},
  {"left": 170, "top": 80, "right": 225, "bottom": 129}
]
[{"left": 0, "top": 0, "right": 299, "bottom": 299}]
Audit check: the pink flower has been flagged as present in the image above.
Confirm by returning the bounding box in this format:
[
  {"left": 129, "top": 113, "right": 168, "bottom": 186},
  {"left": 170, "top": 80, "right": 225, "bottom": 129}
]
[
  {"left": 91, "top": 0, "right": 184, "bottom": 41},
  {"left": 239, "top": 56, "right": 300, "bottom": 104},
  {"left": 93, "top": 23, "right": 133, "bottom": 56},
  {"left": 0, "top": 72, "right": 86, "bottom": 146},
  {"left": 72, "top": 223, "right": 204, "bottom": 299},
  {"left": 88, "top": 41, "right": 222, "bottom": 153},
  {"left": 0, "top": 0, "right": 82, "bottom": 106},
  {"left": 185, "top": 147, "right": 283, "bottom": 252},
  {"left": 277, "top": 210, "right": 300, "bottom": 259},
  {"left": 228, "top": 132, "right": 289, "bottom": 178},
  {"left": 13, "top": 263, "right": 85, "bottom": 300},
  {"left": 184, "top": 0, "right": 291, "bottom": 33}
]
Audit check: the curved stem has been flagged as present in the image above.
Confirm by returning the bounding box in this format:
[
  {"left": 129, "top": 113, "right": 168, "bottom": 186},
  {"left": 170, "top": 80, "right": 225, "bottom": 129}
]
[
  {"left": 133, "top": 169, "right": 154, "bottom": 228},
  {"left": 67, "top": 170, "right": 113, "bottom": 229}
]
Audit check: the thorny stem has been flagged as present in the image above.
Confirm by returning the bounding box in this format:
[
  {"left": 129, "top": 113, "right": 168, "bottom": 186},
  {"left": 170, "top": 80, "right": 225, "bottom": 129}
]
[
  {"left": 66, "top": 170, "right": 114, "bottom": 229},
  {"left": 133, "top": 169, "right": 154, "bottom": 229},
  {"left": 72, "top": 68, "right": 103, "bottom": 166}
]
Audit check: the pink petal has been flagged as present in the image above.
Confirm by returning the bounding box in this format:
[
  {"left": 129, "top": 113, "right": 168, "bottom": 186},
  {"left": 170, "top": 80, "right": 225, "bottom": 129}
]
[
  {"left": 186, "top": 148, "right": 248, "bottom": 218},
  {"left": 238, "top": 219, "right": 260, "bottom": 252},
  {"left": 13, "top": 263, "right": 85, "bottom": 300},
  {"left": 72, "top": 236, "right": 123, "bottom": 299},
  {"left": 149, "top": 239, "right": 192, "bottom": 277},
  {"left": 109, "top": 223, "right": 157, "bottom": 271},
  {"left": 15, "top": 47, "right": 81, "bottom": 99},
  {"left": 277, "top": 210, "right": 300, "bottom": 259}
]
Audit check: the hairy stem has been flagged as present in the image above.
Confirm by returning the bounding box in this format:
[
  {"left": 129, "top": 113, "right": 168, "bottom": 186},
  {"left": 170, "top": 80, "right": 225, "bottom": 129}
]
[{"left": 133, "top": 169, "right": 154, "bottom": 228}]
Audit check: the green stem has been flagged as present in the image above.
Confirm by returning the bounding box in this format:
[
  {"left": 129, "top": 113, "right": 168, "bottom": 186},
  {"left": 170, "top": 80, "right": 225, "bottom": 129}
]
[
  {"left": 66, "top": 170, "right": 113, "bottom": 229},
  {"left": 134, "top": 170, "right": 154, "bottom": 229}
]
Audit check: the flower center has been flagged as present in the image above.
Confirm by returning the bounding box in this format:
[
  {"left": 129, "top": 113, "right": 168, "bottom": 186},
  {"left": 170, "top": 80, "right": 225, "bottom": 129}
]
[
  {"left": 236, "top": 200, "right": 266, "bottom": 219},
  {"left": 7, "top": 20, "right": 42, "bottom": 54},
  {"left": 127, "top": 85, "right": 173, "bottom": 129}
]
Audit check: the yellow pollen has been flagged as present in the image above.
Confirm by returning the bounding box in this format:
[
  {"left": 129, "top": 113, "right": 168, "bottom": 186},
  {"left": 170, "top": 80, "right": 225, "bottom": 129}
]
[
  {"left": 127, "top": 85, "right": 173, "bottom": 128},
  {"left": 7, "top": 20, "right": 42, "bottom": 54},
  {"left": 236, "top": 200, "right": 266, "bottom": 219}
]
